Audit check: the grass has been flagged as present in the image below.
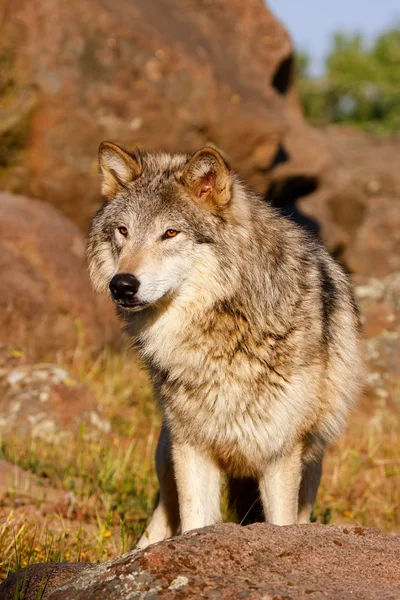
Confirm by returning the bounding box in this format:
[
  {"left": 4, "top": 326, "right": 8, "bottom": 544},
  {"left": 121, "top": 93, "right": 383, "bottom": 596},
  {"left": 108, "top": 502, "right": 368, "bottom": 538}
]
[
  {"left": 0, "top": 346, "right": 160, "bottom": 580},
  {"left": 0, "top": 345, "right": 399, "bottom": 582},
  {"left": 316, "top": 410, "right": 400, "bottom": 532}
]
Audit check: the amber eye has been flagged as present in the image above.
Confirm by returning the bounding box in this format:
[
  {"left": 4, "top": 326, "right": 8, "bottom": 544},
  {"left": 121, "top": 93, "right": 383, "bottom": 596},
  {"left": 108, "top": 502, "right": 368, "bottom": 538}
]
[
  {"left": 117, "top": 226, "right": 128, "bottom": 237},
  {"left": 163, "top": 229, "right": 179, "bottom": 239}
]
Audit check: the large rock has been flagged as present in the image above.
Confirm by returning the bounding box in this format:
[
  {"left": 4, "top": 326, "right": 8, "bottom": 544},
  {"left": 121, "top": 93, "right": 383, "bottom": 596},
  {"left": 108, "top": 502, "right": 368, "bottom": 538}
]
[
  {"left": 0, "top": 192, "right": 118, "bottom": 361},
  {"left": 0, "top": 523, "right": 399, "bottom": 599},
  {"left": 298, "top": 127, "right": 400, "bottom": 276},
  {"left": 0, "top": 0, "right": 328, "bottom": 229}
]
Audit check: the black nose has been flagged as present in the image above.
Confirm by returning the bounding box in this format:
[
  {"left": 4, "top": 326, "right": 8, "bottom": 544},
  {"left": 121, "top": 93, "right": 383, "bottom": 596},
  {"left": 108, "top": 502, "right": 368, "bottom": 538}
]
[{"left": 109, "top": 273, "right": 140, "bottom": 304}]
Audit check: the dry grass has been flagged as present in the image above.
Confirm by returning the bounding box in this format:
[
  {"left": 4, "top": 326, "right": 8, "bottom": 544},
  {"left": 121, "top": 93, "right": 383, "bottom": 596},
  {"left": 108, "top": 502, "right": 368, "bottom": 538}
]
[
  {"left": 0, "top": 346, "right": 160, "bottom": 581},
  {"left": 316, "top": 409, "right": 400, "bottom": 532},
  {"left": 0, "top": 345, "right": 399, "bottom": 582}
]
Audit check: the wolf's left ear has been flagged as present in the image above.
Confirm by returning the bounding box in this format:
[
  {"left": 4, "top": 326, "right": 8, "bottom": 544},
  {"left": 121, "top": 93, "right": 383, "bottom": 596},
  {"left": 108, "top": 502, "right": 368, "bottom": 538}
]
[
  {"left": 179, "top": 147, "right": 232, "bottom": 210},
  {"left": 98, "top": 142, "right": 142, "bottom": 200}
]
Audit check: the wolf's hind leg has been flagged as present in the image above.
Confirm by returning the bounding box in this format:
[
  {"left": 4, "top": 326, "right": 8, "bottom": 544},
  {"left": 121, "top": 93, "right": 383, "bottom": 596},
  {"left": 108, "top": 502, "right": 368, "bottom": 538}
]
[
  {"left": 172, "top": 442, "right": 221, "bottom": 533},
  {"left": 297, "top": 454, "right": 323, "bottom": 524},
  {"left": 259, "top": 445, "right": 302, "bottom": 526},
  {"left": 137, "top": 424, "right": 179, "bottom": 549}
]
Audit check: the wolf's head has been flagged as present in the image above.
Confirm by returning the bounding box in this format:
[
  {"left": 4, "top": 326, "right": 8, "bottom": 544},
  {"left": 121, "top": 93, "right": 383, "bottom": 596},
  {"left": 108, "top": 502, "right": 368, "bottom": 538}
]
[{"left": 88, "top": 142, "right": 247, "bottom": 313}]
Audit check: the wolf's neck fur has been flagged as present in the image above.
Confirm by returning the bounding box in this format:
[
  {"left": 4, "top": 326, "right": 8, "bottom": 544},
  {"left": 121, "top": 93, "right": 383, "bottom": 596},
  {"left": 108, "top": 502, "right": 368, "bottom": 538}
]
[{"left": 125, "top": 190, "right": 316, "bottom": 379}]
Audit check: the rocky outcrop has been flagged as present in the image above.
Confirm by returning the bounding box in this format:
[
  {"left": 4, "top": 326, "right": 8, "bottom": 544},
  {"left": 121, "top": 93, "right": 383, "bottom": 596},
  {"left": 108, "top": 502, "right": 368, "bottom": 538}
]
[
  {"left": 344, "top": 197, "right": 400, "bottom": 278},
  {"left": 0, "top": 563, "right": 92, "bottom": 600},
  {"left": 0, "top": 362, "right": 110, "bottom": 443},
  {"left": 0, "top": 192, "right": 118, "bottom": 361},
  {"left": 0, "top": 0, "right": 328, "bottom": 229},
  {"left": 298, "top": 127, "right": 400, "bottom": 275},
  {"left": 1, "top": 523, "right": 399, "bottom": 599}
]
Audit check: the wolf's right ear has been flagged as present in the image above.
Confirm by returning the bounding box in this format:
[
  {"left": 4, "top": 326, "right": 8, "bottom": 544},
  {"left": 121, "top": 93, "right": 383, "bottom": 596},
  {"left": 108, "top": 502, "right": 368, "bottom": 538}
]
[{"left": 98, "top": 142, "right": 142, "bottom": 200}]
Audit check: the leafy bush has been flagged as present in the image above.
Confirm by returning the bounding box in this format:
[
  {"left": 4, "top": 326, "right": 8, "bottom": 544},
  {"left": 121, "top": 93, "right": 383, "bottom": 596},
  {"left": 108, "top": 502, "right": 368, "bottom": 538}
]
[{"left": 297, "top": 26, "right": 400, "bottom": 133}]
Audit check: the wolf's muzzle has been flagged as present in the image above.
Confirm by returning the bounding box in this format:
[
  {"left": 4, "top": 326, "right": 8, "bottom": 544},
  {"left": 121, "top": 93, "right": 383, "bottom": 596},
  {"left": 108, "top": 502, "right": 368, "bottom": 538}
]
[{"left": 109, "top": 273, "right": 140, "bottom": 305}]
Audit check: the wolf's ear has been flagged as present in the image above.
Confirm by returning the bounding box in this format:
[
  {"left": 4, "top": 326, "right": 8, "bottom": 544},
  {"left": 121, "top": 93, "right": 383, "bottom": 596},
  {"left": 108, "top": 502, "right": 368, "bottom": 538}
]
[
  {"left": 179, "top": 147, "right": 232, "bottom": 210},
  {"left": 98, "top": 142, "right": 142, "bottom": 200}
]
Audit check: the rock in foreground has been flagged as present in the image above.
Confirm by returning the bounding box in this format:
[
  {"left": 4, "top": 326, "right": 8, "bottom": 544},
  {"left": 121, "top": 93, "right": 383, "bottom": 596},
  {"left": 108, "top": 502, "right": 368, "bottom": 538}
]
[
  {"left": 0, "top": 563, "right": 93, "bottom": 600},
  {"left": 1, "top": 523, "right": 399, "bottom": 599}
]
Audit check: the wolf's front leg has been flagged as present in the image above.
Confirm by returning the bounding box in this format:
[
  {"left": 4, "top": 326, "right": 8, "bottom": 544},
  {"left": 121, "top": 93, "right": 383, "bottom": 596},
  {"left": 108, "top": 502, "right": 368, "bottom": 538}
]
[
  {"left": 137, "top": 424, "right": 180, "bottom": 549},
  {"left": 259, "top": 445, "right": 302, "bottom": 526},
  {"left": 172, "top": 442, "right": 221, "bottom": 533}
]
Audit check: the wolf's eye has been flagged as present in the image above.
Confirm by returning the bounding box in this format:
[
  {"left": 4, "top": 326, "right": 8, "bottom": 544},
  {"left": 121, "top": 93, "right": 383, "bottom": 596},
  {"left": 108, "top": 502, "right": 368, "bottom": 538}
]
[
  {"left": 117, "top": 226, "right": 128, "bottom": 237},
  {"left": 163, "top": 229, "right": 179, "bottom": 239}
]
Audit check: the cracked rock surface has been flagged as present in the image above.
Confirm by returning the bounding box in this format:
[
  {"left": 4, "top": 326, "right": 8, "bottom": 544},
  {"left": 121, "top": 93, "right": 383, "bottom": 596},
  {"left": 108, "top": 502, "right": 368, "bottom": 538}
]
[{"left": 1, "top": 523, "right": 399, "bottom": 600}]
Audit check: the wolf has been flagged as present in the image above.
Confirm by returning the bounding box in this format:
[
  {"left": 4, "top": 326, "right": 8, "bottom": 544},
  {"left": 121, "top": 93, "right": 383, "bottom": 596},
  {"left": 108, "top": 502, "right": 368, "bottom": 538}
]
[{"left": 87, "top": 141, "right": 362, "bottom": 548}]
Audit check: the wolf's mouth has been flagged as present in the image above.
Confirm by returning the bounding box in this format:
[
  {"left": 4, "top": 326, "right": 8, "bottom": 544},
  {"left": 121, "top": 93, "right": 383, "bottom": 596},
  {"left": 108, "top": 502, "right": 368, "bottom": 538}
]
[{"left": 114, "top": 300, "right": 150, "bottom": 312}]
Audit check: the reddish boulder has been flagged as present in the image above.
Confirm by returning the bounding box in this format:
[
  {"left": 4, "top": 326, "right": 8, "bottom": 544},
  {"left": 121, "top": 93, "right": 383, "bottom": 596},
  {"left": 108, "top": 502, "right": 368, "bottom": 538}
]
[
  {"left": 344, "top": 197, "right": 400, "bottom": 278},
  {"left": 1, "top": 523, "right": 399, "bottom": 599},
  {"left": 321, "top": 127, "right": 400, "bottom": 200},
  {"left": 0, "top": 192, "right": 118, "bottom": 361},
  {"left": 298, "top": 127, "right": 400, "bottom": 276},
  {"left": 0, "top": 0, "right": 328, "bottom": 229}
]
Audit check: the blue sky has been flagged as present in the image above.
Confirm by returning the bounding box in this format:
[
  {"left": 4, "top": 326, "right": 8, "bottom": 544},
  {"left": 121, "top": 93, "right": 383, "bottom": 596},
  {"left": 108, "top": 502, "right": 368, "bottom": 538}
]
[{"left": 267, "top": 0, "right": 400, "bottom": 75}]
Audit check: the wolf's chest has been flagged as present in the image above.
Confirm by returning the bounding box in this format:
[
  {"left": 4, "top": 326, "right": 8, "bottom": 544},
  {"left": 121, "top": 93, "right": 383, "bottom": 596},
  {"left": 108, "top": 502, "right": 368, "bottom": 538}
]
[
  {"left": 142, "top": 309, "right": 310, "bottom": 475},
  {"left": 158, "top": 362, "right": 305, "bottom": 477}
]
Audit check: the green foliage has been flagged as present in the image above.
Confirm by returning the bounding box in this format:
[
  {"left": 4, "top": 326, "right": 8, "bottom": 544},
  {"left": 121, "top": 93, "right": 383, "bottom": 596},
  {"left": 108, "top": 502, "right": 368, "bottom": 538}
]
[
  {"left": 295, "top": 50, "right": 311, "bottom": 79},
  {"left": 297, "top": 25, "right": 400, "bottom": 133}
]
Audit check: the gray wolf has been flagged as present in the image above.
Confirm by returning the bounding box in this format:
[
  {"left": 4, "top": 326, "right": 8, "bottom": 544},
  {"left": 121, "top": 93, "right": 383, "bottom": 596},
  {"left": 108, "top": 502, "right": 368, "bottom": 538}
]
[{"left": 87, "top": 142, "right": 362, "bottom": 548}]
